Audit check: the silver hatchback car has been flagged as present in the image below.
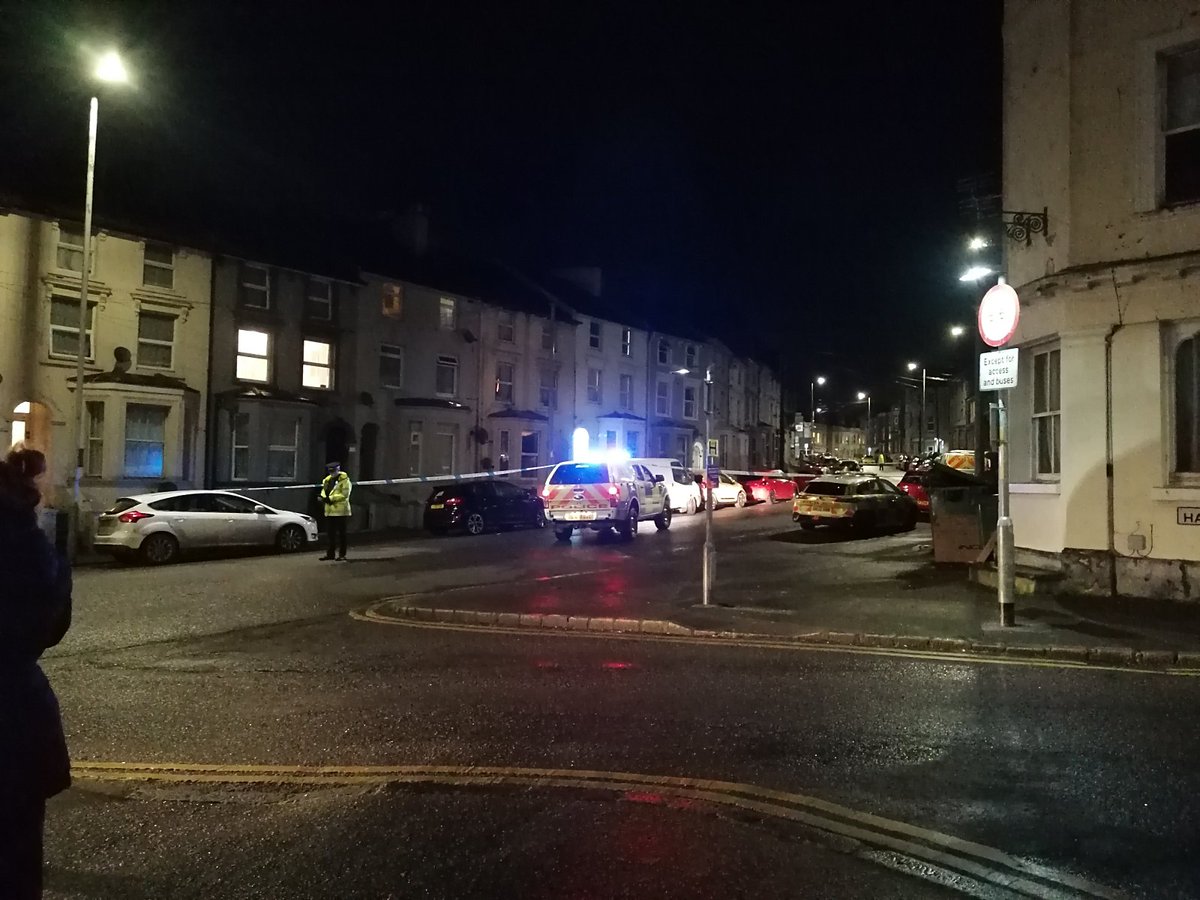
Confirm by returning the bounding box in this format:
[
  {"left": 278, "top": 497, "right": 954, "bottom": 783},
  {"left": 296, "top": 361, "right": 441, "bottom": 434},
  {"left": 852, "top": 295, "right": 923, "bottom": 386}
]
[{"left": 94, "top": 490, "right": 319, "bottom": 565}]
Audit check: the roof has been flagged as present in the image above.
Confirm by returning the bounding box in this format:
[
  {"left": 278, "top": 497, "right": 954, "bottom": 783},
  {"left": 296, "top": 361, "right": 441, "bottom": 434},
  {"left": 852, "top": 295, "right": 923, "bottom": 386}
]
[
  {"left": 76, "top": 371, "right": 200, "bottom": 393},
  {"left": 597, "top": 411, "right": 645, "bottom": 420},
  {"left": 216, "top": 386, "right": 318, "bottom": 404},
  {"left": 486, "top": 408, "right": 550, "bottom": 421},
  {"left": 394, "top": 398, "right": 471, "bottom": 411}
]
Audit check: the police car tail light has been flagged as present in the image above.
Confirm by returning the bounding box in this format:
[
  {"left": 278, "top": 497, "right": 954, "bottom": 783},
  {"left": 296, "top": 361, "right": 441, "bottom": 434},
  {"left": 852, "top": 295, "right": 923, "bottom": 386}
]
[
  {"left": 541, "top": 486, "right": 551, "bottom": 499},
  {"left": 607, "top": 485, "right": 620, "bottom": 506}
]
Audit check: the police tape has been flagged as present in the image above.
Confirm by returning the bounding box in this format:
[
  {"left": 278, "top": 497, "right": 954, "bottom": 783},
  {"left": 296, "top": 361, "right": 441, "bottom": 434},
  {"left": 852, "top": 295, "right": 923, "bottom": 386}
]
[{"left": 225, "top": 463, "right": 808, "bottom": 495}]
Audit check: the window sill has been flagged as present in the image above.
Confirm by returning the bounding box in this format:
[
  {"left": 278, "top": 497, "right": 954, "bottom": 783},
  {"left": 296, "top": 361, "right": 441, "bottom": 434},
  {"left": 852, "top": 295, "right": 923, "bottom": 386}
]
[
  {"left": 1150, "top": 486, "right": 1200, "bottom": 501},
  {"left": 1010, "top": 482, "right": 1061, "bottom": 495}
]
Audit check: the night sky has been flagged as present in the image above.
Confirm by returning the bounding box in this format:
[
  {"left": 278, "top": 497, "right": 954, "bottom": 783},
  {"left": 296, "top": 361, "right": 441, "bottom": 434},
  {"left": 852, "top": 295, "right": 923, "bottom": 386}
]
[{"left": 1, "top": 1, "right": 1001, "bottom": 410}]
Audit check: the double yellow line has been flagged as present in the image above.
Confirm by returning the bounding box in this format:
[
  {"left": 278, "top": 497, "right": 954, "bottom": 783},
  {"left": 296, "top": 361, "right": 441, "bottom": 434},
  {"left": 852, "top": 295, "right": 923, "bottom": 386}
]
[{"left": 73, "top": 761, "right": 1122, "bottom": 899}]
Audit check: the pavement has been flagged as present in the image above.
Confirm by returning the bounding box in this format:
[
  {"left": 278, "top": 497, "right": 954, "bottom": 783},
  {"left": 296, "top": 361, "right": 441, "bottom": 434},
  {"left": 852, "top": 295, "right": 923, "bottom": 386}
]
[{"left": 49, "top": 500, "right": 1200, "bottom": 897}]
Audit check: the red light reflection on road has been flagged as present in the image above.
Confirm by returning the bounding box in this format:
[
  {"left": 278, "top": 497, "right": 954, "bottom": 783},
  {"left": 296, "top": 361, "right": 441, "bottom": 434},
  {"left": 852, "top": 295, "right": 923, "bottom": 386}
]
[
  {"left": 601, "top": 661, "right": 636, "bottom": 670},
  {"left": 533, "top": 660, "right": 561, "bottom": 670}
]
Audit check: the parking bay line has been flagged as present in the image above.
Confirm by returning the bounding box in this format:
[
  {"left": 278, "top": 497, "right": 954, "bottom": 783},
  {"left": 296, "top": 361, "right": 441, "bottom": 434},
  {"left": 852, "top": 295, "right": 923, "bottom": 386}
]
[
  {"left": 352, "top": 612, "right": 1200, "bottom": 678},
  {"left": 71, "top": 761, "right": 1121, "bottom": 899}
]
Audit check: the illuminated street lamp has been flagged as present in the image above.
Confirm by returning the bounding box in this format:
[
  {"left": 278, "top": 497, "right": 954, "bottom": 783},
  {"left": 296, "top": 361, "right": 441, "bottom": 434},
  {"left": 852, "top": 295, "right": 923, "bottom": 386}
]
[
  {"left": 907, "top": 362, "right": 927, "bottom": 455},
  {"left": 967, "top": 235, "right": 989, "bottom": 252},
  {"left": 959, "top": 265, "right": 994, "bottom": 282},
  {"left": 71, "top": 49, "right": 129, "bottom": 509},
  {"left": 950, "top": 324, "right": 966, "bottom": 338}
]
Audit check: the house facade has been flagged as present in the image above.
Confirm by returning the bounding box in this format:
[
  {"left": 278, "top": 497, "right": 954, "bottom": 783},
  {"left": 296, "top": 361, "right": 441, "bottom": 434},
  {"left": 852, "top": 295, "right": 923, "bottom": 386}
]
[
  {"left": 647, "top": 330, "right": 706, "bottom": 467},
  {"left": 571, "top": 313, "right": 647, "bottom": 460},
  {"left": 1004, "top": 0, "right": 1200, "bottom": 598},
  {"left": 0, "top": 209, "right": 212, "bottom": 534}
]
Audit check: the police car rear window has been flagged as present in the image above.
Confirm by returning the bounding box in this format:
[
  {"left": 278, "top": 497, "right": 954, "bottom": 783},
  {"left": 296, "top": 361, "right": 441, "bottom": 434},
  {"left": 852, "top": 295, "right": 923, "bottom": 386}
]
[
  {"left": 803, "top": 482, "right": 849, "bottom": 496},
  {"left": 549, "top": 463, "right": 610, "bottom": 484}
]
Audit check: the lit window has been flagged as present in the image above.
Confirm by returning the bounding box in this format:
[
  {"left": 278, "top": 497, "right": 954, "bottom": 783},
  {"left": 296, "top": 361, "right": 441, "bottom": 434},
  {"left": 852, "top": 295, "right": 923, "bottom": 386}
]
[
  {"left": 685, "top": 344, "right": 697, "bottom": 367},
  {"left": 382, "top": 283, "right": 403, "bottom": 318},
  {"left": 49, "top": 296, "right": 95, "bottom": 359},
  {"left": 498, "top": 429, "right": 511, "bottom": 467},
  {"left": 85, "top": 402, "right": 104, "bottom": 477},
  {"left": 380, "top": 344, "right": 404, "bottom": 388},
  {"left": 302, "top": 339, "right": 333, "bottom": 389},
  {"left": 589, "top": 321, "right": 602, "bottom": 350},
  {"left": 621, "top": 328, "right": 632, "bottom": 357},
  {"left": 306, "top": 279, "right": 333, "bottom": 320},
  {"left": 267, "top": 416, "right": 299, "bottom": 481},
  {"left": 137, "top": 311, "right": 175, "bottom": 369},
  {"left": 496, "top": 361, "right": 514, "bottom": 403},
  {"left": 236, "top": 329, "right": 270, "bottom": 382},
  {"left": 143, "top": 243, "right": 174, "bottom": 289},
  {"left": 498, "top": 311, "right": 515, "bottom": 343},
  {"left": 240, "top": 263, "right": 270, "bottom": 309},
  {"left": 435, "top": 355, "right": 458, "bottom": 397},
  {"left": 1163, "top": 46, "right": 1200, "bottom": 205},
  {"left": 619, "top": 373, "right": 634, "bottom": 409},
  {"left": 1032, "top": 348, "right": 1061, "bottom": 477},
  {"left": 231, "top": 412, "right": 250, "bottom": 481},
  {"left": 439, "top": 297, "right": 457, "bottom": 331},
  {"left": 683, "top": 386, "right": 698, "bottom": 419},
  {"left": 587, "top": 368, "right": 602, "bottom": 404},
  {"left": 655, "top": 381, "right": 669, "bottom": 416},
  {"left": 539, "top": 368, "right": 558, "bottom": 409},
  {"left": 57, "top": 224, "right": 86, "bottom": 272},
  {"left": 124, "top": 404, "right": 168, "bottom": 478},
  {"left": 657, "top": 339, "right": 670, "bottom": 365}
]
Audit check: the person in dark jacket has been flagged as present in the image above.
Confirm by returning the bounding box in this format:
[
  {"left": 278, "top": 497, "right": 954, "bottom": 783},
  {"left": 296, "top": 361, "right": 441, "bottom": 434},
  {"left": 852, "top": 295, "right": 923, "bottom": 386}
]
[{"left": 0, "top": 447, "right": 72, "bottom": 899}]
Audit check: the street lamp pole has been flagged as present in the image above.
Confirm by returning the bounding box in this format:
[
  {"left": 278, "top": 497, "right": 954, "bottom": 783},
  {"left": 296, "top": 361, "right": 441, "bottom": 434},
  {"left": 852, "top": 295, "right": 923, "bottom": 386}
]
[
  {"left": 810, "top": 376, "right": 825, "bottom": 454},
  {"left": 70, "top": 95, "right": 100, "bottom": 504},
  {"left": 702, "top": 365, "right": 715, "bottom": 606}
]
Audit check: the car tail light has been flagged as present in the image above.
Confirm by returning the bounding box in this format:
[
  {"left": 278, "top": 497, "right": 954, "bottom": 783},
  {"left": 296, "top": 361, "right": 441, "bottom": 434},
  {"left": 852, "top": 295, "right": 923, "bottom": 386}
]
[
  {"left": 117, "top": 510, "right": 154, "bottom": 524},
  {"left": 541, "top": 486, "right": 551, "bottom": 498},
  {"left": 445, "top": 497, "right": 463, "bottom": 506},
  {"left": 607, "top": 484, "right": 620, "bottom": 507}
]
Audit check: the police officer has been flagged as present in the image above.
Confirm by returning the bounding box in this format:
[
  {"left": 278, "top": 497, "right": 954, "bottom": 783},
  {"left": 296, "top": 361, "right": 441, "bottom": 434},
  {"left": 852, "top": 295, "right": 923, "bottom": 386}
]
[{"left": 319, "top": 461, "right": 352, "bottom": 560}]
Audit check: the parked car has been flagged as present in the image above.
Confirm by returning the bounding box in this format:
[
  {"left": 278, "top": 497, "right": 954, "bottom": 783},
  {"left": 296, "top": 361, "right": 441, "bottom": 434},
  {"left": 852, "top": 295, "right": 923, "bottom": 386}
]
[
  {"left": 633, "top": 458, "right": 704, "bottom": 514},
  {"left": 700, "top": 472, "right": 748, "bottom": 509},
  {"left": 791, "top": 474, "right": 918, "bottom": 532},
  {"left": 541, "top": 459, "right": 671, "bottom": 542},
  {"left": 738, "top": 471, "right": 798, "bottom": 504},
  {"left": 896, "top": 471, "right": 931, "bottom": 516},
  {"left": 424, "top": 480, "right": 545, "bottom": 535},
  {"left": 94, "top": 490, "right": 320, "bottom": 565}
]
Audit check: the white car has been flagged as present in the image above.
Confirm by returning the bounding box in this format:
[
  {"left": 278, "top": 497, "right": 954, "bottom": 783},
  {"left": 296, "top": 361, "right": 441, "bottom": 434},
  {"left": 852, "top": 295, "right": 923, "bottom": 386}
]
[
  {"left": 94, "top": 490, "right": 320, "bottom": 565},
  {"left": 632, "top": 458, "right": 704, "bottom": 514},
  {"left": 706, "top": 473, "right": 748, "bottom": 509}
]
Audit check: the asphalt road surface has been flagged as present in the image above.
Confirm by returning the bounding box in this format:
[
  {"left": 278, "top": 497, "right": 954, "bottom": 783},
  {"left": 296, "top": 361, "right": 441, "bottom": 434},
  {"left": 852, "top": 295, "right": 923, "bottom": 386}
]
[{"left": 43, "top": 501, "right": 1200, "bottom": 898}]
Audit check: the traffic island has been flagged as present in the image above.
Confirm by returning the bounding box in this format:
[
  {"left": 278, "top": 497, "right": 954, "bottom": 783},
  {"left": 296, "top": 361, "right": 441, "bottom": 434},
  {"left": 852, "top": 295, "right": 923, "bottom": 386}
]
[{"left": 358, "top": 600, "right": 1200, "bottom": 672}]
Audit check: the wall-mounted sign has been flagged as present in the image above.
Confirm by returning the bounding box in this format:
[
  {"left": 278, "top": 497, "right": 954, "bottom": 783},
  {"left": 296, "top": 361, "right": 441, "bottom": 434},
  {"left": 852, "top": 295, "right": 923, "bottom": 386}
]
[
  {"left": 1177, "top": 507, "right": 1200, "bottom": 526},
  {"left": 979, "top": 348, "right": 1019, "bottom": 391},
  {"left": 978, "top": 280, "right": 1021, "bottom": 347}
]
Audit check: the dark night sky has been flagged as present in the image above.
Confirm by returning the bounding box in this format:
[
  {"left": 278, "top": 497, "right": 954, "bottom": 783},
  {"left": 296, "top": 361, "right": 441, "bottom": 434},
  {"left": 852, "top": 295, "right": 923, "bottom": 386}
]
[{"left": 0, "top": 1, "right": 1002, "bottom": 407}]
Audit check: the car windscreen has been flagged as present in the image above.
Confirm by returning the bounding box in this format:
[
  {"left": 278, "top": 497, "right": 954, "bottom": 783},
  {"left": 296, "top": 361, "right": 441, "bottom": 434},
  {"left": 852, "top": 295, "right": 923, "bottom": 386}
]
[
  {"left": 104, "top": 498, "right": 140, "bottom": 515},
  {"left": 803, "top": 482, "right": 849, "bottom": 496},
  {"left": 549, "top": 463, "right": 610, "bottom": 484}
]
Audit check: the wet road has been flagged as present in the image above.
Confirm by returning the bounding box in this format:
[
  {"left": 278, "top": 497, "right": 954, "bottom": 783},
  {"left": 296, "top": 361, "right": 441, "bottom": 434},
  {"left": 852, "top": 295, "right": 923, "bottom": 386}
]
[{"left": 44, "top": 503, "right": 1200, "bottom": 898}]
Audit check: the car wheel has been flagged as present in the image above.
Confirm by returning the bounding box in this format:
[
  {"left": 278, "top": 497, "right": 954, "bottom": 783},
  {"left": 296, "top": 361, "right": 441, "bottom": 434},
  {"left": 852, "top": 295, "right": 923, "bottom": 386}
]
[
  {"left": 554, "top": 525, "right": 573, "bottom": 543},
  {"left": 466, "top": 512, "right": 486, "bottom": 536},
  {"left": 735, "top": 491, "right": 747, "bottom": 508},
  {"left": 655, "top": 503, "right": 672, "bottom": 531},
  {"left": 139, "top": 532, "right": 179, "bottom": 566},
  {"left": 276, "top": 524, "right": 306, "bottom": 553},
  {"left": 768, "top": 489, "right": 778, "bottom": 504},
  {"left": 791, "top": 512, "right": 801, "bottom": 523},
  {"left": 532, "top": 511, "right": 546, "bottom": 529},
  {"left": 619, "top": 505, "right": 639, "bottom": 541},
  {"left": 686, "top": 496, "right": 697, "bottom": 515}
]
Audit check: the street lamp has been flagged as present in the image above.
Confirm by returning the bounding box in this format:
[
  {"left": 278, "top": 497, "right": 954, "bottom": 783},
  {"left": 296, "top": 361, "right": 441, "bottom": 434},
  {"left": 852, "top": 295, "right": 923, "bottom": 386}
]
[
  {"left": 907, "top": 362, "right": 927, "bottom": 455},
  {"left": 71, "top": 49, "right": 129, "bottom": 509},
  {"left": 967, "top": 235, "right": 989, "bottom": 252},
  {"left": 949, "top": 324, "right": 966, "bottom": 338},
  {"left": 959, "top": 265, "right": 994, "bottom": 283},
  {"left": 810, "top": 376, "right": 826, "bottom": 453}
]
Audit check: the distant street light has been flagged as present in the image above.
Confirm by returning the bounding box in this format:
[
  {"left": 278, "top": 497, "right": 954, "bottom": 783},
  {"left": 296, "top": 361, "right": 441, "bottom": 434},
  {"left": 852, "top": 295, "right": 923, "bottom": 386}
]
[
  {"left": 906, "top": 363, "right": 927, "bottom": 455},
  {"left": 959, "top": 265, "right": 994, "bottom": 282},
  {"left": 950, "top": 324, "right": 966, "bottom": 338},
  {"left": 967, "top": 236, "right": 989, "bottom": 252},
  {"left": 71, "top": 49, "right": 129, "bottom": 511},
  {"left": 673, "top": 367, "right": 690, "bottom": 375}
]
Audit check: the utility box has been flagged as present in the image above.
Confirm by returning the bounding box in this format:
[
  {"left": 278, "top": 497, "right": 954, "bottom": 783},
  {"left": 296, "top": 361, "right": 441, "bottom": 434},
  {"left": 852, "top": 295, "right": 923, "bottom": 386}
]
[{"left": 930, "top": 485, "right": 998, "bottom": 564}]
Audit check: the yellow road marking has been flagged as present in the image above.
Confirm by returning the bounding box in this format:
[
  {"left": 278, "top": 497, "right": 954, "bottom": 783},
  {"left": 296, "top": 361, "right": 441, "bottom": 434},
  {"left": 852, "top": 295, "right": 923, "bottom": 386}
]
[
  {"left": 72, "top": 761, "right": 1121, "bottom": 899},
  {"left": 350, "top": 607, "right": 1200, "bottom": 678}
]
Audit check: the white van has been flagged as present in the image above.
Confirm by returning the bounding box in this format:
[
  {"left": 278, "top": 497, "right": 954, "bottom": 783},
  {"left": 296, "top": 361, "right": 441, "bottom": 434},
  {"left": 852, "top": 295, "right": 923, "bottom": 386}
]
[{"left": 631, "top": 458, "right": 704, "bottom": 515}]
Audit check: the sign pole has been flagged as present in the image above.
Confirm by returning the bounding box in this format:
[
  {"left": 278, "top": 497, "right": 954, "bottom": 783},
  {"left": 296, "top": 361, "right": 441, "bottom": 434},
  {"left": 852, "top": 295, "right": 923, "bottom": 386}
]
[
  {"left": 996, "top": 392, "right": 1015, "bottom": 625},
  {"left": 702, "top": 369, "right": 715, "bottom": 606}
]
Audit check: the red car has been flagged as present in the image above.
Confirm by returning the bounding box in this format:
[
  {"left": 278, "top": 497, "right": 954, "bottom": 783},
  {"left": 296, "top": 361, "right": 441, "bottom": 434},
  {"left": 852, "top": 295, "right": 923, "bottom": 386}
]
[
  {"left": 739, "top": 472, "right": 799, "bottom": 504},
  {"left": 897, "top": 471, "right": 930, "bottom": 515}
]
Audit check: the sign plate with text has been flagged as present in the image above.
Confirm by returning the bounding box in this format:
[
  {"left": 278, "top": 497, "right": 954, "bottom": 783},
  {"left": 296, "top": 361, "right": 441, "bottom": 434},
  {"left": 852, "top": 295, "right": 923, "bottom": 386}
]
[
  {"left": 1178, "top": 507, "right": 1200, "bottom": 526},
  {"left": 980, "top": 348, "right": 1019, "bottom": 391}
]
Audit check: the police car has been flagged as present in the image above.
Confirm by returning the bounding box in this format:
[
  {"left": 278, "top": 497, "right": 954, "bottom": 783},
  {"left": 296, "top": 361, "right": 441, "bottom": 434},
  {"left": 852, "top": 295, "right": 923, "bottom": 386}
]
[{"left": 541, "top": 457, "right": 672, "bottom": 542}]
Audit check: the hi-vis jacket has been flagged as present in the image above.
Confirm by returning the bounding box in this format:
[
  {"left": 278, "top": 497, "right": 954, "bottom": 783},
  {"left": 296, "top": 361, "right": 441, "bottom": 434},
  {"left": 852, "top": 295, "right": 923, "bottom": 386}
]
[{"left": 320, "top": 471, "right": 353, "bottom": 517}]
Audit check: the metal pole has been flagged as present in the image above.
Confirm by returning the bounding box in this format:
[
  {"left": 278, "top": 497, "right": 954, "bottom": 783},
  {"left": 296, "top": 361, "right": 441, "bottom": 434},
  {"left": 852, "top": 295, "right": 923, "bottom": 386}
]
[
  {"left": 919, "top": 369, "right": 926, "bottom": 455},
  {"left": 996, "top": 392, "right": 1015, "bottom": 625},
  {"left": 703, "top": 368, "right": 715, "bottom": 606},
  {"left": 72, "top": 95, "right": 99, "bottom": 505}
]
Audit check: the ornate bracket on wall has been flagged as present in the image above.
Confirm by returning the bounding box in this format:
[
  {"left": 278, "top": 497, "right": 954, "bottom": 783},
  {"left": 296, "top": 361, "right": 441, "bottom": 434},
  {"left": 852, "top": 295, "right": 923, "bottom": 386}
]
[{"left": 1002, "top": 207, "right": 1049, "bottom": 246}]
